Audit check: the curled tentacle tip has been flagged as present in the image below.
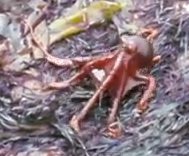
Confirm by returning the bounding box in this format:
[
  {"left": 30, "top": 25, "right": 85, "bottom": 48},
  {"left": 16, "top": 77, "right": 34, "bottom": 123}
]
[{"left": 70, "top": 115, "right": 81, "bottom": 133}]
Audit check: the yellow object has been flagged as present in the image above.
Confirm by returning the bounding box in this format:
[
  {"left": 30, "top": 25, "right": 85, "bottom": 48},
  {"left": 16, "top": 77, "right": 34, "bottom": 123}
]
[{"left": 49, "top": 1, "right": 123, "bottom": 45}]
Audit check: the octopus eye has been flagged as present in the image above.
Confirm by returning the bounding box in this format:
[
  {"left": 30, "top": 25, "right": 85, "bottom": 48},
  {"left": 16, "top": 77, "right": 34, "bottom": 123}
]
[{"left": 123, "top": 41, "right": 137, "bottom": 54}]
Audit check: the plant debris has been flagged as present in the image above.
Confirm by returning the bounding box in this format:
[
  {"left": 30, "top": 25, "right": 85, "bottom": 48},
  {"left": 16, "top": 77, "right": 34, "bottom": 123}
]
[{"left": 0, "top": 0, "right": 189, "bottom": 155}]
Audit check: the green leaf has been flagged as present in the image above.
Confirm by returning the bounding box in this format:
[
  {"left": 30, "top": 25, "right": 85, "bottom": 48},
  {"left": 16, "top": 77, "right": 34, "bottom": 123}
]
[{"left": 48, "top": 1, "right": 123, "bottom": 45}]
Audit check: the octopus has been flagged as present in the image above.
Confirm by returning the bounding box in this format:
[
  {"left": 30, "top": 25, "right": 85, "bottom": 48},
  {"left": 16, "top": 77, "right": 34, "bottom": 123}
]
[{"left": 28, "top": 22, "right": 160, "bottom": 137}]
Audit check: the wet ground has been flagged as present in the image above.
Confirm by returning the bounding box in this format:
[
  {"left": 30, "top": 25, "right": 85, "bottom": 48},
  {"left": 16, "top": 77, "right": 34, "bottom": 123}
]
[{"left": 0, "top": 0, "right": 189, "bottom": 156}]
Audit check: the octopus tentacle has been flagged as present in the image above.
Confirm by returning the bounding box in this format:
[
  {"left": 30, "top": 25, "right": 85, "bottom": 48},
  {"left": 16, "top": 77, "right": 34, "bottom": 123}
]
[
  {"left": 135, "top": 75, "right": 156, "bottom": 113},
  {"left": 46, "top": 54, "right": 116, "bottom": 89},
  {"left": 70, "top": 52, "right": 124, "bottom": 132}
]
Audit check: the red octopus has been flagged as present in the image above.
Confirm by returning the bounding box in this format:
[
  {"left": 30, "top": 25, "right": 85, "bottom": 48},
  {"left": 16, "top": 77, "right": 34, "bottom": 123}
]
[
  {"left": 27, "top": 20, "right": 160, "bottom": 137},
  {"left": 41, "top": 34, "right": 160, "bottom": 137}
]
